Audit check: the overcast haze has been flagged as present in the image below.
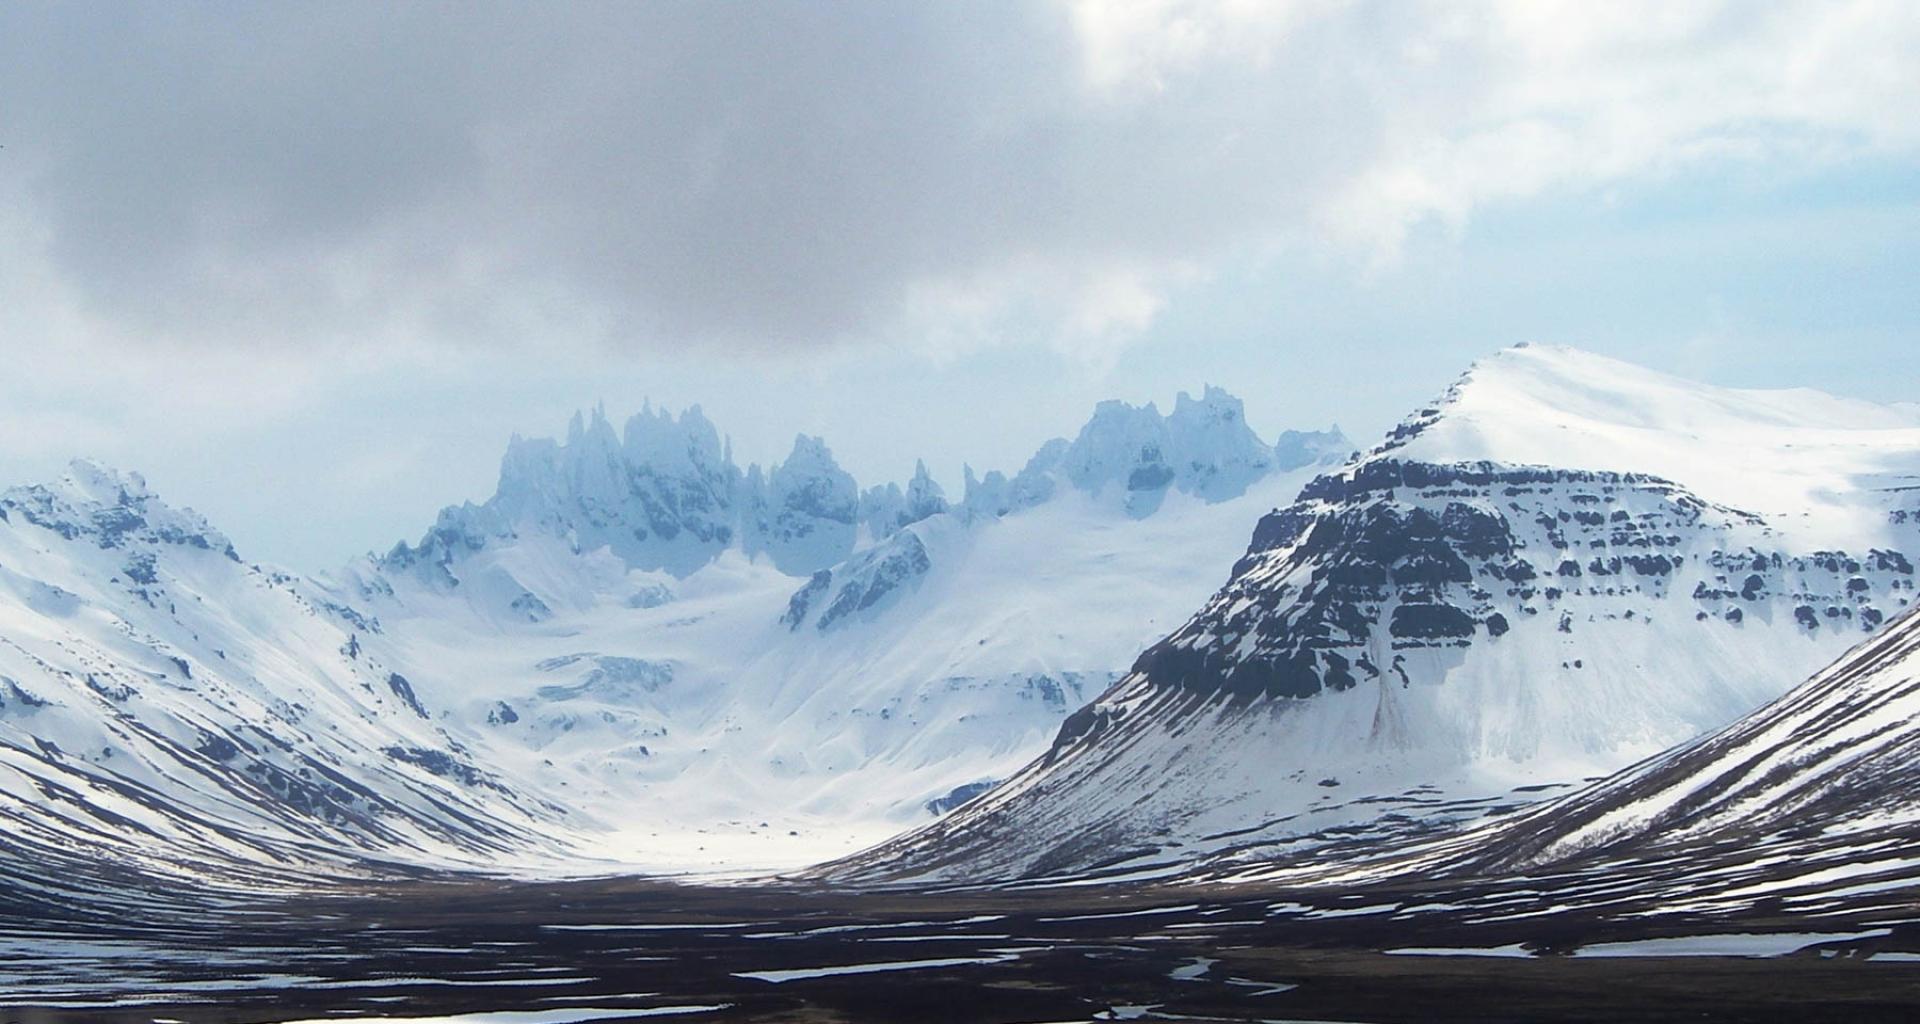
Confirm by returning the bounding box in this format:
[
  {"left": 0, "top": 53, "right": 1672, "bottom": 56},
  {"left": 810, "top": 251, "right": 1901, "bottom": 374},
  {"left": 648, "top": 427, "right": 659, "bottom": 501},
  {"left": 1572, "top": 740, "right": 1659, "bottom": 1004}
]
[{"left": 1, "top": 1, "right": 1917, "bottom": 571}]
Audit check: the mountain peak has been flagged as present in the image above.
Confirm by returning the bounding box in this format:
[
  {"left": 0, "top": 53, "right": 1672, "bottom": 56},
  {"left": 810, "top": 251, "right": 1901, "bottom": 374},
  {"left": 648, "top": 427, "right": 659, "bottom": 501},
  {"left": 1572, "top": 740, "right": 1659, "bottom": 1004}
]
[
  {"left": 57, "top": 458, "right": 153, "bottom": 507},
  {"left": 1, "top": 460, "right": 237, "bottom": 560},
  {"left": 1170, "top": 383, "right": 1242, "bottom": 419},
  {"left": 860, "top": 459, "right": 950, "bottom": 541},
  {"left": 749, "top": 434, "right": 860, "bottom": 574},
  {"left": 1060, "top": 386, "right": 1280, "bottom": 510},
  {"left": 780, "top": 433, "right": 839, "bottom": 468},
  {"left": 1372, "top": 344, "right": 1920, "bottom": 540}
]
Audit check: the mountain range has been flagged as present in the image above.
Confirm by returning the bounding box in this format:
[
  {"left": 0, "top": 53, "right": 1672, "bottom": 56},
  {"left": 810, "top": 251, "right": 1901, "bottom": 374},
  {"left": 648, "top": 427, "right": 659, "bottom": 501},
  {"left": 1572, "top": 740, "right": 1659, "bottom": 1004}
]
[
  {"left": 4, "top": 344, "right": 1918, "bottom": 900},
  {"left": 0, "top": 385, "right": 1349, "bottom": 880},
  {"left": 828, "top": 344, "right": 1920, "bottom": 883}
]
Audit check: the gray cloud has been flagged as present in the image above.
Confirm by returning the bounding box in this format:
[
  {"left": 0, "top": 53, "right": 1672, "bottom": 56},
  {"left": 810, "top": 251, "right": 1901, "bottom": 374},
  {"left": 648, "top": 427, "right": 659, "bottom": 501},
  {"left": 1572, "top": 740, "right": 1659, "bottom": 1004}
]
[{"left": 2, "top": 1, "right": 1914, "bottom": 354}]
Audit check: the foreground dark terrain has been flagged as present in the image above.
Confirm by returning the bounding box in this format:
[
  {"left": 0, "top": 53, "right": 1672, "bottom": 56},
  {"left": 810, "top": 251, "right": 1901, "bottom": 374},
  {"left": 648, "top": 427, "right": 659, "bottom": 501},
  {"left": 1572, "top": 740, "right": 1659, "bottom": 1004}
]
[{"left": 6, "top": 864, "right": 1919, "bottom": 1024}]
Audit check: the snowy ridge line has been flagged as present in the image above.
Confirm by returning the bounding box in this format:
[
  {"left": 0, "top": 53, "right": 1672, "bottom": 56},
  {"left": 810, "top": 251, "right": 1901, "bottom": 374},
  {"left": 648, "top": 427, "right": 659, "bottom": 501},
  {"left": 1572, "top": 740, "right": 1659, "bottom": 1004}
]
[{"left": 377, "top": 389, "right": 1347, "bottom": 585}]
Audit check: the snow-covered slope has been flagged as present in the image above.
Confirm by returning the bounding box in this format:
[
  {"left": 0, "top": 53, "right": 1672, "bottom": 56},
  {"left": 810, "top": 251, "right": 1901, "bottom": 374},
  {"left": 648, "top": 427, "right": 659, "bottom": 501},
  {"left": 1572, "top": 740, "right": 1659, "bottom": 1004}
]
[
  {"left": 1456, "top": 599, "right": 1920, "bottom": 873},
  {"left": 826, "top": 345, "right": 1920, "bottom": 883},
  {"left": 1218, "top": 602, "right": 1920, "bottom": 927},
  {"left": 300, "top": 389, "right": 1351, "bottom": 872},
  {"left": 0, "top": 463, "right": 567, "bottom": 882}
]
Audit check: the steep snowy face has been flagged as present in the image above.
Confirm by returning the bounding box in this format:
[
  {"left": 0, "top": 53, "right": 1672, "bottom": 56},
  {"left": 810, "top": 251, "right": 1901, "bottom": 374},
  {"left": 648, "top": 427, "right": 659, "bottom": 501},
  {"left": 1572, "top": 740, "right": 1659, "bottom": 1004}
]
[
  {"left": 1224, "top": 603, "right": 1920, "bottom": 914},
  {"left": 1458, "top": 601, "right": 1920, "bottom": 872},
  {"left": 1378, "top": 344, "right": 1920, "bottom": 547},
  {"left": 827, "top": 346, "right": 1920, "bottom": 883},
  {"left": 0, "top": 462, "right": 559, "bottom": 878},
  {"left": 388, "top": 404, "right": 742, "bottom": 581}
]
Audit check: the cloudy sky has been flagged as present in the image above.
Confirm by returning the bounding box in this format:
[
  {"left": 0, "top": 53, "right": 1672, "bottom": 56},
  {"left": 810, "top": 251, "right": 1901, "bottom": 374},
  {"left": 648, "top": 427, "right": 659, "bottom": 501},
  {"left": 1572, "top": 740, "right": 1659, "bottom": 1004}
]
[{"left": 2, "top": 0, "right": 1916, "bottom": 571}]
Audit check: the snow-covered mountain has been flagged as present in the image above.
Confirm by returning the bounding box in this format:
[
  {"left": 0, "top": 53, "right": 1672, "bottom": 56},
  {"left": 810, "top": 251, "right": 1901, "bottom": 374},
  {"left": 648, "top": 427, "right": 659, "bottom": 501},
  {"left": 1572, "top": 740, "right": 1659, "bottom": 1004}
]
[
  {"left": 0, "top": 462, "right": 565, "bottom": 882},
  {"left": 14, "top": 345, "right": 1911, "bottom": 890},
  {"left": 0, "top": 386, "right": 1344, "bottom": 879},
  {"left": 384, "top": 404, "right": 860, "bottom": 582},
  {"left": 323, "top": 388, "right": 1347, "bottom": 871},
  {"left": 827, "top": 345, "right": 1920, "bottom": 883}
]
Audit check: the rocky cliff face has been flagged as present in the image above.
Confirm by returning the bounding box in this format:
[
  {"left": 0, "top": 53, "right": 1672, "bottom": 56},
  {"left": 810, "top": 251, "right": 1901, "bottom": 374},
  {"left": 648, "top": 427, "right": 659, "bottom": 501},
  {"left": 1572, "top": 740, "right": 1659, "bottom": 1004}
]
[{"left": 1129, "top": 460, "right": 1908, "bottom": 706}]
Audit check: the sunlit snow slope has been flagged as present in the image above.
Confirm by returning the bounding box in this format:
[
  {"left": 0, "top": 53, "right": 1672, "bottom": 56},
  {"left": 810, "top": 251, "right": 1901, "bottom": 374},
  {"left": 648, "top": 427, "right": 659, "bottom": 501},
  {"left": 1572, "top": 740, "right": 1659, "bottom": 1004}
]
[{"left": 828, "top": 345, "right": 1920, "bottom": 883}]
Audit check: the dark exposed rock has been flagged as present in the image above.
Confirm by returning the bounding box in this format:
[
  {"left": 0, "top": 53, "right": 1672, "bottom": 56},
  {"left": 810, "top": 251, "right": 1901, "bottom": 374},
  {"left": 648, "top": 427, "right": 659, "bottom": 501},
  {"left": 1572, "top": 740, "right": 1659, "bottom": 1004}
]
[
  {"left": 122, "top": 552, "right": 159, "bottom": 586},
  {"left": 509, "top": 591, "right": 552, "bottom": 623},
  {"left": 196, "top": 735, "right": 241, "bottom": 762},
  {"left": 925, "top": 780, "right": 997, "bottom": 816},
  {"left": 386, "top": 673, "right": 429, "bottom": 719},
  {"left": 1126, "top": 460, "right": 1176, "bottom": 492},
  {"left": 1390, "top": 602, "right": 1477, "bottom": 640},
  {"left": 384, "top": 746, "right": 488, "bottom": 788},
  {"left": 781, "top": 571, "right": 832, "bottom": 630},
  {"left": 1870, "top": 550, "right": 1914, "bottom": 575},
  {"left": 815, "top": 532, "right": 933, "bottom": 632},
  {"left": 0, "top": 677, "right": 49, "bottom": 711},
  {"left": 320, "top": 599, "right": 383, "bottom": 634},
  {"left": 84, "top": 674, "right": 135, "bottom": 702}
]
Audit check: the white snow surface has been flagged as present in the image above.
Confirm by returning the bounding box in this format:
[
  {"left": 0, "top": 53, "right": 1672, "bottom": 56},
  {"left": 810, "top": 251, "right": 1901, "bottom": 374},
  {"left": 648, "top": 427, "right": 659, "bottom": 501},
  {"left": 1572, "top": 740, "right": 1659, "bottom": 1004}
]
[
  {"left": 1383, "top": 344, "right": 1920, "bottom": 549},
  {"left": 0, "top": 391, "right": 1345, "bottom": 878},
  {"left": 1571, "top": 930, "right": 1890, "bottom": 958},
  {"left": 332, "top": 470, "right": 1331, "bottom": 874}
]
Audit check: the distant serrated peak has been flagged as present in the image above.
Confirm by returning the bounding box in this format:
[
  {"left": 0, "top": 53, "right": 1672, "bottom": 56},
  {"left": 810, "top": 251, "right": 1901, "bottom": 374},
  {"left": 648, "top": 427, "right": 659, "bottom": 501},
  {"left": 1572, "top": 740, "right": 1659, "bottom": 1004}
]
[{"left": 1170, "top": 383, "right": 1246, "bottom": 422}]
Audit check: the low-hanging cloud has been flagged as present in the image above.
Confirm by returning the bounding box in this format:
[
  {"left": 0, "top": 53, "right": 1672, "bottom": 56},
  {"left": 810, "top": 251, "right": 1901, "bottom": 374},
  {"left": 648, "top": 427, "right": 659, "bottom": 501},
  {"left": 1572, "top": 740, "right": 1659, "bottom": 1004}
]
[{"left": 1, "top": 0, "right": 1915, "bottom": 357}]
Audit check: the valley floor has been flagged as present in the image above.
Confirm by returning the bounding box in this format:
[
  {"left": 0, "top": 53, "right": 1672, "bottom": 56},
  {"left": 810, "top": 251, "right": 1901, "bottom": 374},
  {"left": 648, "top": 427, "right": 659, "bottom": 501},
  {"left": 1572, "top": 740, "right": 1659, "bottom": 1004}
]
[{"left": 6, "top": 870, "right": 1919, "bottom": 1024}]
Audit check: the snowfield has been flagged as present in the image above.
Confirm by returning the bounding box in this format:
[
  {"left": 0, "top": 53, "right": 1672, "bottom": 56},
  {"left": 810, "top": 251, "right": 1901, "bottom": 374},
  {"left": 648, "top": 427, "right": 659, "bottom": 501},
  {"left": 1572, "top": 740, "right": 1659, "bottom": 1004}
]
[{"left": 0, "top": 387, "right": 1347, "bottom": 878}]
